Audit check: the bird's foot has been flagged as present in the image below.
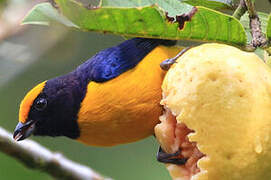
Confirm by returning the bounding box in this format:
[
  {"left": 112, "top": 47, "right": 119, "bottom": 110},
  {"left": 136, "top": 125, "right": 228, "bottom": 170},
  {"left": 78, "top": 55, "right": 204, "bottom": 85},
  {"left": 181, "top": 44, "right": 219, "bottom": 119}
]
[{"left": 156, "top": 146, "right": 187, "bottom": 165}]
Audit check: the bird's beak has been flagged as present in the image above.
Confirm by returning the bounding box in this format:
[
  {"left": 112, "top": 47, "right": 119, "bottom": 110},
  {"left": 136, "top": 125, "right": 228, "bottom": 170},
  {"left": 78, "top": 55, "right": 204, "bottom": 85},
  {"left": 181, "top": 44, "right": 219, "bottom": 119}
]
[{"left": 13, "top": 120, "right": 36, "bottom": 141}]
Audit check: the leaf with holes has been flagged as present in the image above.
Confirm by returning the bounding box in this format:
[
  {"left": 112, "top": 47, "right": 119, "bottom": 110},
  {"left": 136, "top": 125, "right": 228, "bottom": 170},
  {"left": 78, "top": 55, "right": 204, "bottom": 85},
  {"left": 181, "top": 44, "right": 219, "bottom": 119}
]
[{"left": 22, "top": 0, "right": 247, "bottom": 46}]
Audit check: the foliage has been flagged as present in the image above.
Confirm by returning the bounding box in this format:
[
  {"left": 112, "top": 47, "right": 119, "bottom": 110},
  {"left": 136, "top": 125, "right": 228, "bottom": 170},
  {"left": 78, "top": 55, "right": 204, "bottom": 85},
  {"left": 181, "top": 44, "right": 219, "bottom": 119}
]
[
  {"left": 22, "top": 0, "right": 271, "bottom": 49},
  {"left": 23, "top": 0, "right": 248, "bottom": 46}
]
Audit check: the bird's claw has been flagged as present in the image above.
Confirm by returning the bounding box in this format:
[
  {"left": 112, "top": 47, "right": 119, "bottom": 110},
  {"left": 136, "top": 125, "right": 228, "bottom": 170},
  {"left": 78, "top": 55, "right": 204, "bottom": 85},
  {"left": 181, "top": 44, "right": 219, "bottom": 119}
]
[{"left": 156, "top": 146, "right": 187, "bottom": 165}]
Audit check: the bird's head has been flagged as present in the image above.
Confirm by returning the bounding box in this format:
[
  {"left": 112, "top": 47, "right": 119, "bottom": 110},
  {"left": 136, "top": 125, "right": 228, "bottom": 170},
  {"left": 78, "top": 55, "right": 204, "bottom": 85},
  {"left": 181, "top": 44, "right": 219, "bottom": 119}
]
[{"left": 13, "top": 76, "right": 81, "bottom": 141}]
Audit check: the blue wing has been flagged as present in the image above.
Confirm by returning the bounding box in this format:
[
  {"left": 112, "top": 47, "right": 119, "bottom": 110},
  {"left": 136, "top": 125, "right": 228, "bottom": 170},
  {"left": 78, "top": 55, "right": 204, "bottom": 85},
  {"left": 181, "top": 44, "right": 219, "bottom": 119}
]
[{"left": 74, "top": 38, "right": 176, "bottom": 83}]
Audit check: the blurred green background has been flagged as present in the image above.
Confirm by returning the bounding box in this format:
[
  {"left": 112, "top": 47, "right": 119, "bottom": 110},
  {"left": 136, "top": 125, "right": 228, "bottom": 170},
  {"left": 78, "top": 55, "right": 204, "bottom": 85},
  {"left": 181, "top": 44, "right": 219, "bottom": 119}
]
[{"left": 0, "top": 0, "right": 270, "bottom": 180}]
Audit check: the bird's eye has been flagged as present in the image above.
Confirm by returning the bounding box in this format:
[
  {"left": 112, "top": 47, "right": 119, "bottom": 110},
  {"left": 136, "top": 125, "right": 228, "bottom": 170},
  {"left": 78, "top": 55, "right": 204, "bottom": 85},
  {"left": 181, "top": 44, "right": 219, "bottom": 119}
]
[{"left": 35, "top": 98, "right": 47, "bottom": 111}]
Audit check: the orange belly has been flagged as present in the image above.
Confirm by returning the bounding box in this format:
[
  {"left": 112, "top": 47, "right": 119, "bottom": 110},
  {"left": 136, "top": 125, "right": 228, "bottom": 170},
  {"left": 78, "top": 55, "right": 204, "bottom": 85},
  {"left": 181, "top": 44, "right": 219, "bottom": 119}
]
[{"left": 77, "top": 45, "right": 183, "bottom": 146}]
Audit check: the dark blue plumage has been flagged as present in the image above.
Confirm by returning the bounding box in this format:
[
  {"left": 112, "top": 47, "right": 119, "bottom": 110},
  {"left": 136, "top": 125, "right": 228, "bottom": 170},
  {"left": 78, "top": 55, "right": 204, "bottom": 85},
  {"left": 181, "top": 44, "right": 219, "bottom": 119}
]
[{"left": 74, "top": 38, "right": 176, "bottom": 82}]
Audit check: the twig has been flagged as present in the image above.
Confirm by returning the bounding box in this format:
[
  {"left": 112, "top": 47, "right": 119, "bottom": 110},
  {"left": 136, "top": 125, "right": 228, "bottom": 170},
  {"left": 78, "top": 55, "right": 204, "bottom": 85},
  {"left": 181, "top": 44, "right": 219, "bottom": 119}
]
[
  {"left": 0, "top": 127, "right": 112, "bottom": 180},
  {"left": 244, "top": 0, "right": 268, "bottom": 48},
  {"left": 232, "top": 0, "right": 247, "bottom": 20},
  {"left": 232, "top": 0, "right": 255, "bottom": 51}
]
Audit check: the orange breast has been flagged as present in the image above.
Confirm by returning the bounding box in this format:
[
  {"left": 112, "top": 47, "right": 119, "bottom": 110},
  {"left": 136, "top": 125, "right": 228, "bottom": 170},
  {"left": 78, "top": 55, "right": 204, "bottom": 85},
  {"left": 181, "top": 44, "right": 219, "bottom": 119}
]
[{"left": 77, "top": 45, "right": 183, "bottom": 146}]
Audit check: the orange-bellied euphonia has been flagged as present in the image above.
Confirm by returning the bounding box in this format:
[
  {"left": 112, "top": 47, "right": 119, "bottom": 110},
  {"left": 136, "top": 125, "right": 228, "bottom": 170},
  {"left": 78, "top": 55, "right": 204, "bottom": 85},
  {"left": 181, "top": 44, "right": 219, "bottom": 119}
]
[{"left": 13, "top": 38, "right": 183, "bottom": 146}]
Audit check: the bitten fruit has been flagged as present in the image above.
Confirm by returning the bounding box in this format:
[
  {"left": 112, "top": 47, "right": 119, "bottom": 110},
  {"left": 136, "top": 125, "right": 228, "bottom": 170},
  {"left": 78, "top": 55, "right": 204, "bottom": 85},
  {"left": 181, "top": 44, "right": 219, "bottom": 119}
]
[{"left": 155, "top": 43, "right": 271, "bottom": 180}]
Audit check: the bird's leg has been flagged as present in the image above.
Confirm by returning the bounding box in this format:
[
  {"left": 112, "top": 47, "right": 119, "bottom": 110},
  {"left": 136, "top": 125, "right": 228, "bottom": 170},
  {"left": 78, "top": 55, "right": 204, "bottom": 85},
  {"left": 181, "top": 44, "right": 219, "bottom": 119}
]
[
  {"left": 160, "top": 47, "right": 192, "bottom": 71},
  {"left": 156, "top": 146, "right": 187, "bottom": 165}
]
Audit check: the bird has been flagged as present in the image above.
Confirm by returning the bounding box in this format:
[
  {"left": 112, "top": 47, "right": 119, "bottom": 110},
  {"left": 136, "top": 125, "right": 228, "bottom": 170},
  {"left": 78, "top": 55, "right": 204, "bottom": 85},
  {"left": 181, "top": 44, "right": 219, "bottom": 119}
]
[{"left": 13, "top": 38, "right": 183, "bottom": 147}]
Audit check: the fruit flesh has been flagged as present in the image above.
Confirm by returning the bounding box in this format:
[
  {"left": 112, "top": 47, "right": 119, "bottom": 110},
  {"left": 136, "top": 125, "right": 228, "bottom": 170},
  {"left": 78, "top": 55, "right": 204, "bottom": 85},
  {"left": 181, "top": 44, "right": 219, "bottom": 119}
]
[
  {"left": 155, "top": 108, "right": 205, "bottom": 180},
  {"left": 155, "top": 43, "right": 271, "bottom": 180}
]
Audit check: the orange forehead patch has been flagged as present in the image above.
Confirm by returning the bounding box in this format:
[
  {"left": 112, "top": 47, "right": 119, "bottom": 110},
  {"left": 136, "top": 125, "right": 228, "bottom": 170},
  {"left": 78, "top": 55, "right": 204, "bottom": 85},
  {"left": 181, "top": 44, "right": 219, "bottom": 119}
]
[{"left": 19, "top": 81, "right": 46, "bottom": 123}]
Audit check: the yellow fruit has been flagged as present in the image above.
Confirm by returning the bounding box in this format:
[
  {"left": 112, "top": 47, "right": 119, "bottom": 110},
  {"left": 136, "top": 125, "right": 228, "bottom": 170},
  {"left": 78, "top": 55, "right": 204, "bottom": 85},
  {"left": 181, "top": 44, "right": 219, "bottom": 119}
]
[{"left": 155, "top": 43, "right": 271, "bottom": 180}]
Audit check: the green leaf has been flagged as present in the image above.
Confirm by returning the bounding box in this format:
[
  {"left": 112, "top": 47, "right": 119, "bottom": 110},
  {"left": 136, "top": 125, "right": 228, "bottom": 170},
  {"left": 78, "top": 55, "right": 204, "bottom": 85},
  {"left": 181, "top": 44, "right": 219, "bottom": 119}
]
[
  {"left": 182, "top": 0, "right": 234, "bottom": 10},
  {"left": 22, "top": 2, "right": 78, "bottom": 28},
  {"left": 267, "top": 14, "right": 271, "bottom": 40},
  {"left": 101, "top": 0, "right": 234, "bottom": 10},
  {"left": 22, "top": 0, "right": 247, "bottom": 46},
  {"left": 101, "top": 0, "right": 194, "bottom": 17},
  {"left": 240, "top": 12, "right": 269, "bottom": 43},
  {"left": 52, "top": 0, "right": 246, "bottom": 46}
]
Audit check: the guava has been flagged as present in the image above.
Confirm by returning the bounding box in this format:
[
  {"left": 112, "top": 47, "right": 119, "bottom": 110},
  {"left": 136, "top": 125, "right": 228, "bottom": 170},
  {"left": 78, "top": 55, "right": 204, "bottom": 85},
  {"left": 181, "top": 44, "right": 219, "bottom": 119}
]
[{"left": 155, "top": 43, "right": 271, "bottom": 180}]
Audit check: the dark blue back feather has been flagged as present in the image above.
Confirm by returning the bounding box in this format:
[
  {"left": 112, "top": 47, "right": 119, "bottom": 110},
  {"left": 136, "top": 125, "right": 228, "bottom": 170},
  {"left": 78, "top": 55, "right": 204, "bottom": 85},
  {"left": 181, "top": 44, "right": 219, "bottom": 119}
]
[{"left": 74, "top": 38, "right": 176, "bottom": 83}]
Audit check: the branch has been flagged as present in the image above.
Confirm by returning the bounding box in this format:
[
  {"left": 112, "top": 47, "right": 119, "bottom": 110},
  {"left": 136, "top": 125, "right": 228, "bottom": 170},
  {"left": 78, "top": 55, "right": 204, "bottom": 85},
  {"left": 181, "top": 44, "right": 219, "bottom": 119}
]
[
  {"left": 232, "top": 0, "right": 246, "bottom": 20},
  {"left": 0, "top": 127, "right": 112, "bottom": 180},
  {"left": 244, "top": 0, "right": 268, "bottom": 48}
]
